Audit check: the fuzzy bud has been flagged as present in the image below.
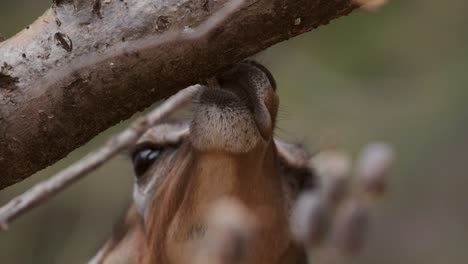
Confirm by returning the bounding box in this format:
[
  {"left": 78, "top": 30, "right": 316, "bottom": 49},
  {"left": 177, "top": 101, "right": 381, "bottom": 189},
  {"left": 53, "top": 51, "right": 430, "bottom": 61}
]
[
  {"left": 353, "top": 0, "right": 388, "bottom": 12},
  {"left": 330, "top": 200, "right": 370, "bottom": 257},
  {"left": 357, "top": 143, "right": 394, "bottom": 201},
  {"left": 290, "top": 191, "right": 330, "bottom": 248},
  {"left": 311, "top": 150, "right": 351, "bottom": 208}
]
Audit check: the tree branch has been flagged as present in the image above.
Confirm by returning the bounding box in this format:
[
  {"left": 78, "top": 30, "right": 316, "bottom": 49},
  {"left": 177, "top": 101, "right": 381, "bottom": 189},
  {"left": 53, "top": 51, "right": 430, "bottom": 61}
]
[{"left": 0, "top": 0, "right": 356, "bottom": 189}]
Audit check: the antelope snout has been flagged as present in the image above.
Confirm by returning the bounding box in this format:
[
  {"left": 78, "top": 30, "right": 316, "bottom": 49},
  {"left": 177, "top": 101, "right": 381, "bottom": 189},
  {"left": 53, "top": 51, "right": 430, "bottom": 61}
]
[{"left": 190, "top": 61, "right": 279, "bottom": 154}]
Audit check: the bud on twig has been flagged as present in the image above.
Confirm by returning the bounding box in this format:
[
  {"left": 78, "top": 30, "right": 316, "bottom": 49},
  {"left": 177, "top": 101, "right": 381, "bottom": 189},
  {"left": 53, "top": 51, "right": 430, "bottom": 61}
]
[
  {"left": 356, "top": 143, "right": 394, "bottom": 202},
  {"left": 353, "top": 0, "right": 388, "bottom": 12},
  {"left": 330, "top": 200, "right": 370, "bottom": 258},
  {"left": 290, "top": 191, "right": 330, "bottom": 248},
  {"left": 311, "top": 150, "right": 352, "bottom": 208}
]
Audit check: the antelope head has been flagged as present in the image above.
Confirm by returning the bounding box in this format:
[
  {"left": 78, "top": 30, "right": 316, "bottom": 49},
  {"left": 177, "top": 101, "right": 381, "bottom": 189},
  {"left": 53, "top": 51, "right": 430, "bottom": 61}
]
[
  {"left": 92, "top": 61, "right": 314, "bottom": 264},
  {"left": 91, "top": 61, "right": 393, "bottom": 264}
]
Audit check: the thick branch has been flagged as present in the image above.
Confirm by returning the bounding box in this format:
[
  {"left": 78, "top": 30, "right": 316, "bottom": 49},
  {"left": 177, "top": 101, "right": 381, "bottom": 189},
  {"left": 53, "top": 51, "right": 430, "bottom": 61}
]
[{"left": 0, "top": 0, "right": 355, "bottom": 189}]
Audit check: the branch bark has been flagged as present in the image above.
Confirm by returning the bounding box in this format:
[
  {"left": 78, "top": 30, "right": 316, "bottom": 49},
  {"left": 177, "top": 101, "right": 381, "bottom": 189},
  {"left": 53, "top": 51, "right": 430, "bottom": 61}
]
[{"left": 0, "top": 0, "right": 356, "bottom": 189}]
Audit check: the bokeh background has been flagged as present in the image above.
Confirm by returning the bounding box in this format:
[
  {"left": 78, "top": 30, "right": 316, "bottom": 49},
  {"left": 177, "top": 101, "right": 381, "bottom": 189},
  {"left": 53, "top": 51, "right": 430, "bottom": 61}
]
[{"left": 1, "top": 0, "right": 467, "bottom": 263}]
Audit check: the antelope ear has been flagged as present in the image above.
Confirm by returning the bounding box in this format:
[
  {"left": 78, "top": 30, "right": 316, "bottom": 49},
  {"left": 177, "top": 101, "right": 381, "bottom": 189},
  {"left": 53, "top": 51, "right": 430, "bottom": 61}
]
[{"left": 274, "top": 138, "right": 310, "bottom": 168}]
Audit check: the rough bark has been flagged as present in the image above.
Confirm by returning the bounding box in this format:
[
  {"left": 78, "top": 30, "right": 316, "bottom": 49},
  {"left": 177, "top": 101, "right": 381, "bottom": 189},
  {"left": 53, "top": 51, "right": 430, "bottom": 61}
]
[{"left": 0, "top": 0, "right": 355, "bottom": 189}]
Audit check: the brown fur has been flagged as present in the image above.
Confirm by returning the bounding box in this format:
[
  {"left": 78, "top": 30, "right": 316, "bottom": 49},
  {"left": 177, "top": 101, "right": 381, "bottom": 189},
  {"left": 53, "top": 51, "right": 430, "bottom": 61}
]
[
  {"left": 141, "top": 143, "right": 292, "bottom": 264},
  {"left": 95, "top": 136, "right": 312, "bottom": 264},
  {"left": 93, "top": 62, "right": 313, "bottom": 264}
]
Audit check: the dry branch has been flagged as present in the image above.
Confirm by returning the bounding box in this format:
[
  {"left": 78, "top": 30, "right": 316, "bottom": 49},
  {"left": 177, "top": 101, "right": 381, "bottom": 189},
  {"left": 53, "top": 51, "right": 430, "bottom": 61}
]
[
  {"left": 0, "top": 0, "right": 356, "bottom": 189},
  {"left": 0, "top": 84, "right": 202, "bottom": 230}
]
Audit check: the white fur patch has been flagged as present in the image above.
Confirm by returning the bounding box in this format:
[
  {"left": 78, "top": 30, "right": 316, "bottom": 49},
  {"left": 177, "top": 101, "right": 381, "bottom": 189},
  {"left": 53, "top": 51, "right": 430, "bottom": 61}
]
[{"left": 190, "top": 104, "right": 261, "bottom": 153}]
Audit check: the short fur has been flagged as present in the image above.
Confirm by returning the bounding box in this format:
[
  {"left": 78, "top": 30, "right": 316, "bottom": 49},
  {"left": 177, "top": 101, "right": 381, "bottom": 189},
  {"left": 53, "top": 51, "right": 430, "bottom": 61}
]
[{"left": 91, "top": 61, "right": 315, "bottom": 264}]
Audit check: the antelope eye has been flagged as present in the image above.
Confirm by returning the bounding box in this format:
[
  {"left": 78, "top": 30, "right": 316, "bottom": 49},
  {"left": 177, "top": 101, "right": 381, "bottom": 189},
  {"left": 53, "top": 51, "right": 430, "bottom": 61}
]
[{"left": 131, "top": 144, "right": 163, "bottom": 178}]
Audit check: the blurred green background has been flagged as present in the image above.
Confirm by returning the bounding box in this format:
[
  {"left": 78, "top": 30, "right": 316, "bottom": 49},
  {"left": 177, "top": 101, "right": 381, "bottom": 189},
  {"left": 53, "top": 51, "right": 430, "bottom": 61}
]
[{"left": 1, "top": 0, "right": 467, "bottom": 263}]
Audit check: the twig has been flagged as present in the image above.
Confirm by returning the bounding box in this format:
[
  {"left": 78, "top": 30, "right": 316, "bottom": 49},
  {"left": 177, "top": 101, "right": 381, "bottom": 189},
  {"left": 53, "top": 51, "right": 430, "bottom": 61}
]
[{"left": 0, "top": 85, "right": 203, "bottom": 230}]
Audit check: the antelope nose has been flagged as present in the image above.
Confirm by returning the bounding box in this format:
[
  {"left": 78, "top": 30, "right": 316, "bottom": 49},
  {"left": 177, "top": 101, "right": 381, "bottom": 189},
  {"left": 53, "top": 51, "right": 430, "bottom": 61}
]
[
  {"left": 190, "top": 61, "right": 279, "bottom": 153},
  {"left": 217, "top": 61, "right": 279, "bottom": 140}
]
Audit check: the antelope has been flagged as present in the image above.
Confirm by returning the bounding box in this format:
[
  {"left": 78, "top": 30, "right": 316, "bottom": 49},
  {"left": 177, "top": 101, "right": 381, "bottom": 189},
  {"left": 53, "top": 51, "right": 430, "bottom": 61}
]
[{"left": 90, "top": 61, "right": 393, "bottom": 264}]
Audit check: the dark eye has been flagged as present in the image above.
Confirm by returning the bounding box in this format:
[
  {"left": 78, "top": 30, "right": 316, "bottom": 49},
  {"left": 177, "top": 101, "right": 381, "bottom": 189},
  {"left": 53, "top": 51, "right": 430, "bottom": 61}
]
[{"left": 131, "top": 144, "right": 163, "bottom": 178}]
